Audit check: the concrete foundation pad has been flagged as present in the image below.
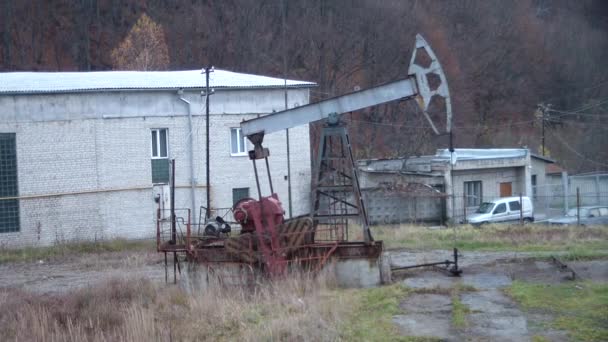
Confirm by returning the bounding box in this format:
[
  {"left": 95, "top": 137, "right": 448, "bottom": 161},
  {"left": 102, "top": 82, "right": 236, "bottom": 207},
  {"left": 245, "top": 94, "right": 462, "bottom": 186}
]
[
  {"left": 393, "top": 313, "right": 455, "bottom": 341},
  {"left": 462, "top": 289, "right": 529, "bottom": 341},
  {"left": 332, "top": 258, "right": 382, "bottom": 288},
  {"left": 399, "top": 293, "right": 452, "bottom": 313}
]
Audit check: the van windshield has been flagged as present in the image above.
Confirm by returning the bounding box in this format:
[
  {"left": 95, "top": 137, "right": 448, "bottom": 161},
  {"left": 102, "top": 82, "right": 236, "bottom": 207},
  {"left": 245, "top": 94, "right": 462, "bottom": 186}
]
[{"left": 477, "top": 202, "right": 494, "bottom": 214}]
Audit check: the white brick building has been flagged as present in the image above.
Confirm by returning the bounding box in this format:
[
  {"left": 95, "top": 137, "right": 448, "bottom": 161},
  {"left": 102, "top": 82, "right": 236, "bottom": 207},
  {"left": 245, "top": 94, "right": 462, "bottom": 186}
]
[{"left": 0, "top": 69, "right": 314, "bottom": 247}]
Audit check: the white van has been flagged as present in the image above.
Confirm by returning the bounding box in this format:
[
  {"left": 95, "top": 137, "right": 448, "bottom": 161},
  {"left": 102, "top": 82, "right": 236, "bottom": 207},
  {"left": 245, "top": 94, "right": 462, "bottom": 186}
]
[{"left": 466, "top": 196, "right": 534, "bottom": 225}]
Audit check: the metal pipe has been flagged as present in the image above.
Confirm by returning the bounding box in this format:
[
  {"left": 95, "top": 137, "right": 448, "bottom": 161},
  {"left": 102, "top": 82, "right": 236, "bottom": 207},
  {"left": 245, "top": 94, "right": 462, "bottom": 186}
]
[
  {"left": 281, "top": 0, "right": 293, "bottom": 218},
  {"left": 265, "top": 156, "right": 274, "bottom": 194},
  {"left": 171, "top": 159, "right": 176, "bottom": 244},
  {"left": 177, "top": 90, "right": 197, "bottom": 224},
  {"left": 252, "top": 159, "right": 262, "bottom": 200},
  {"left": 0, "top": 185, "right": 156, "bottom": 201}
]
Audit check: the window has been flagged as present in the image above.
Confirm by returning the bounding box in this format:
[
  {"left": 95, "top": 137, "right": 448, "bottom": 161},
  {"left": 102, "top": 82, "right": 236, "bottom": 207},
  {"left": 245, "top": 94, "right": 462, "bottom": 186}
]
[
  {"left": 493, "top": 203, "right": 506, "bottom": 214},
  {"left": 151, "top": 129, "right": 168, "bottom": 158},
  {"left": 232, "top": 188, "right": 250, "bottom": 205},
  {"left": 230, "top": 128, "right": 247, "bottom": 156},
  {"left": 508, "top": 201, "right": 521, "bottom": 211},
  {"left": 0, "top": 133, "right": 19, "bottom": 233},
  {"left": 464, "top": 181, "right": 482, "bottom": 207},
  {"left": 151, "top": 129, "right": 170, "bottom": 184}
]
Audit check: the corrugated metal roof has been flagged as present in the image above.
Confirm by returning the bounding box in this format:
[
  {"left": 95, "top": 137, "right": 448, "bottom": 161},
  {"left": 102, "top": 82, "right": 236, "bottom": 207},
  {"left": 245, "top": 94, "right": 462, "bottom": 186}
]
[
  {"left": 435, "top": 148, "right": 528, "bottom": 161},
  {"left": 0, "top": 69, "right": 316, "bottom": 94}
]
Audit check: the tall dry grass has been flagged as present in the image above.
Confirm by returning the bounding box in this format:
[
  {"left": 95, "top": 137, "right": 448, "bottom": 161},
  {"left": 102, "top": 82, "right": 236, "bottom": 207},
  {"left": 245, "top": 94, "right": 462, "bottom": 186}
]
[
  {"left": 372, "top": 223, "right": 608, "bottom": 251},
  {"left": 0, "top": 272, "right": 349, "bottom": 342}
]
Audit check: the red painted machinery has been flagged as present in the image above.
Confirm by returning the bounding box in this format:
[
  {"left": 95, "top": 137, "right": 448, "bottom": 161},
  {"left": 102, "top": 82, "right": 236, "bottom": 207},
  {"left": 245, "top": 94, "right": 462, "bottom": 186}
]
[{"left": 232, "top": 195, "right": 287, "bottom": 276}]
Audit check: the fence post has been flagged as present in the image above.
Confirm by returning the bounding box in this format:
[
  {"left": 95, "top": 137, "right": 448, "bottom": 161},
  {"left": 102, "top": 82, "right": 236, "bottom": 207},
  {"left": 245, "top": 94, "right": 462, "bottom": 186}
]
[
  {"left": 414, "top": 195, "right": 418, "bottom": 223},
  {"left": 519, "top": 192, "right": 523, "bottom": 225},
  {"left": 462, "top": 192, "right": 467, "bottom": 223},
  {"left": 576, "top": 187, "right": 580, "bottom": 226},
  {"left": 596, "top": 175, "right": 601, "bottom": 205},
  {"left": 562, "top": 171, "right": 569, "bottom": 215}
]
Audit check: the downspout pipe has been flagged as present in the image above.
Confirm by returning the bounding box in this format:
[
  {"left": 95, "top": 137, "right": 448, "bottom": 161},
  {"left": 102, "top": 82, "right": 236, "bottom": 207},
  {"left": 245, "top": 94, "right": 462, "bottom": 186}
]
[{"left": 177, "top": 89, "right": 197, "bottom": 224}]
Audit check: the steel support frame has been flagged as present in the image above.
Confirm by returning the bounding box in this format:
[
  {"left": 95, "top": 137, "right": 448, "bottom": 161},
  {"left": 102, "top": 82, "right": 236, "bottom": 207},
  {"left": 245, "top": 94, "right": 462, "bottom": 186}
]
[{"left": 311, "top": 124, "right": 372, "bottom": 243}]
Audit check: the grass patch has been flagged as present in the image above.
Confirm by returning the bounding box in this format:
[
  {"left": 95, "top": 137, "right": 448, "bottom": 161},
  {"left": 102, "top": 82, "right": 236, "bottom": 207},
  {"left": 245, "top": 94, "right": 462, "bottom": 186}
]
[
  {"left": 372, "top": 224, "right": 608, "bottom": 254},
  {"left": 340, "top": 284, "right": 413, "bottom": 341},
  {"left": 0, "top": 238, "right": 154, "bottom": 264},
  {"left": 506, "top": 281, "right": 608, "bottom": 341},
  {"left": 450, "top": 282, "right": 474, "bottom": 329},
  {"left": 451, "top": 294, "right": 470, "bottom": 328}
]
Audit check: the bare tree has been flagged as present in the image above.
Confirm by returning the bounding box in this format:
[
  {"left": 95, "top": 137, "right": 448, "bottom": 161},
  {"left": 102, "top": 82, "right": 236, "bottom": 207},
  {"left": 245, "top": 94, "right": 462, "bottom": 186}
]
[{"left": 111, "top": 13, "right": 169, "bottom": 70}]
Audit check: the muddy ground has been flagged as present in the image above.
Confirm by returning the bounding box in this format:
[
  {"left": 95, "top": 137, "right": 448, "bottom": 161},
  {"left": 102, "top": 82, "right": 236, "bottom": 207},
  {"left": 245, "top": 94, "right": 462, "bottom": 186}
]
[
  {"left": 0, "top": 250, "right": 166, "bottom": 294},
  {"left": 0, "top": 249, "right": 606, "bottom": 341}
]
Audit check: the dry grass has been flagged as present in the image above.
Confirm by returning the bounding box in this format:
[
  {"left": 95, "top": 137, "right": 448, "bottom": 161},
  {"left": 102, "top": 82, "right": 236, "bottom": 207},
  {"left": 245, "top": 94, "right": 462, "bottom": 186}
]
[
  {"left": 372, "top": 224, "right": 608, "bottom": 253},
  {"left": 0, "top": 272, "right": 353, "bottom": 342}
]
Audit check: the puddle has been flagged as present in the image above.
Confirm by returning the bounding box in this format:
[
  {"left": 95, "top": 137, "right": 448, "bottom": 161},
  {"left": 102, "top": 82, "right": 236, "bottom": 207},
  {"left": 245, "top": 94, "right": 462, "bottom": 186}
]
[{"left": 402, "top": 271, "right": 459, "bottom": 289}]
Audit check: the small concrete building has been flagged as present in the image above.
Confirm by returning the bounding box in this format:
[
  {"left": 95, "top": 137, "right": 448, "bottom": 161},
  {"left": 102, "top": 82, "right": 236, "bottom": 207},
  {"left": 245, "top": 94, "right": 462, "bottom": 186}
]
[
  {"left": 0, "top": 69, "right": 315, "bottom": 247},
  {"left": 358, "top": 148, "right": 542, "bottom": 224}
]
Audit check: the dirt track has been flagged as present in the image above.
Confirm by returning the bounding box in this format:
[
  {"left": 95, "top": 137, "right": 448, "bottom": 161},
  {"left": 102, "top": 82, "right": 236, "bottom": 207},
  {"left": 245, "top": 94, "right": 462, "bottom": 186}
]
[{"left": 0, "top": 251, "right": 166, "bottom": 294}]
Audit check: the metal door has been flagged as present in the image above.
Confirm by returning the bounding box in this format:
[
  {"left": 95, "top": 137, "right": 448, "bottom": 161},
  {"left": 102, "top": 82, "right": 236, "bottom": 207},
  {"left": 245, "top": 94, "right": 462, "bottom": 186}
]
[{"left": 500, "top": 182, "right": 512, "bottom": 197}]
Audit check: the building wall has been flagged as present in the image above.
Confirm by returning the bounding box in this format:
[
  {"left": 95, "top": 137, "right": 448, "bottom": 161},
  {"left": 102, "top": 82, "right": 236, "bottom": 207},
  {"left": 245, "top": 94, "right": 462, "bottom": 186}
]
[
  {"left": 0, "top": 88, "right": 311, "bottom": 247},
  {"left": 451, "top": 166, "right": 526, "bottom": 212},
  {"left": 358, "top": 171, "right": 445, "bottom": 224}
]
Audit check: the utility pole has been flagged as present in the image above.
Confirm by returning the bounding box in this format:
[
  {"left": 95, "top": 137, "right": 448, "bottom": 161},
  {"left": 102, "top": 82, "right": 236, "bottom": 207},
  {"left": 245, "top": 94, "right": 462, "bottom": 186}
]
[
  {"left": 536, "top": 103, "right": 550, "bottom": 156},
  {"left": 203, "top": 66, "right": 214, "bottom": 220}
]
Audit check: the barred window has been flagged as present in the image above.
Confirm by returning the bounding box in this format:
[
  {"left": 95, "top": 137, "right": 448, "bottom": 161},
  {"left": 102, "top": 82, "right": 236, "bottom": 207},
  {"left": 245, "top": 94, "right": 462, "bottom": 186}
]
[{"left": 0, "top": 133, "right": 19, "bottom": 233}]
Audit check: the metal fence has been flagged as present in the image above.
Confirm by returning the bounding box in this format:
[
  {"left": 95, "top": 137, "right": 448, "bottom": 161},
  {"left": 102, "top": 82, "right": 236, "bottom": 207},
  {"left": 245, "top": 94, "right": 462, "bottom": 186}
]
[
  {"left": 532, "top": 173, "right": 608, "bottom": 221},
  {"left": 363, "top": 190, "right": 608, "bottom": 226}
]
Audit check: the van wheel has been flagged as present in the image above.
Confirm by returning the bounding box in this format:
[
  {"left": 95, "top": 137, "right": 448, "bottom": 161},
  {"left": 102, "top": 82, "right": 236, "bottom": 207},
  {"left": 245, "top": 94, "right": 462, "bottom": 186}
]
[{"left": 523, "top": 218, "right": 533, "bottom": 224}]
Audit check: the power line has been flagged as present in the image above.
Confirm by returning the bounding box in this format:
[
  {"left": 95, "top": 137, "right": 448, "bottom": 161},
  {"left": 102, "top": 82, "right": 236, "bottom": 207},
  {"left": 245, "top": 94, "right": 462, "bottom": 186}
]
[
  {"left": 547, "top": 129, "right": 608, "bottom": 168},
  {"left": 549, "top": 97, "right": 608, "bottom": 115},
  {"left": 548, "top": 109, "right": 607, "bottom": 117},
  {"left": 345, "top": 118, "right": 537, "bottom": 130}
]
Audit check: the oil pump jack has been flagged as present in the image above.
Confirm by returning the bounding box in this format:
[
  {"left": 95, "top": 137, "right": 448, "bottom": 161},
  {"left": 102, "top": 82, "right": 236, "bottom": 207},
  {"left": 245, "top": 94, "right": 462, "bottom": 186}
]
[{"left": 158, "top": 34, "right": 453, "bottom": 284}]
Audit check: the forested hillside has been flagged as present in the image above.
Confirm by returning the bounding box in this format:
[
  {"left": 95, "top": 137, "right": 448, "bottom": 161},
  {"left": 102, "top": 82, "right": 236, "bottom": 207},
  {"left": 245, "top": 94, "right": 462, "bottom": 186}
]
[{"left": 1, "top": 0, "right": 607, "bottom": 172}]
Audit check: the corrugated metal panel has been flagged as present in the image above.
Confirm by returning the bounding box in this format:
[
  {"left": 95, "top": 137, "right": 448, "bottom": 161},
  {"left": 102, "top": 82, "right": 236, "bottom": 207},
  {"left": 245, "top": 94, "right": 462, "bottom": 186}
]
[
  {"left": 435, "top": 148, "right": 528, "bottom": 161},
  {"left": 0, "top": 69, "right": 316, "bottom": 94}
]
